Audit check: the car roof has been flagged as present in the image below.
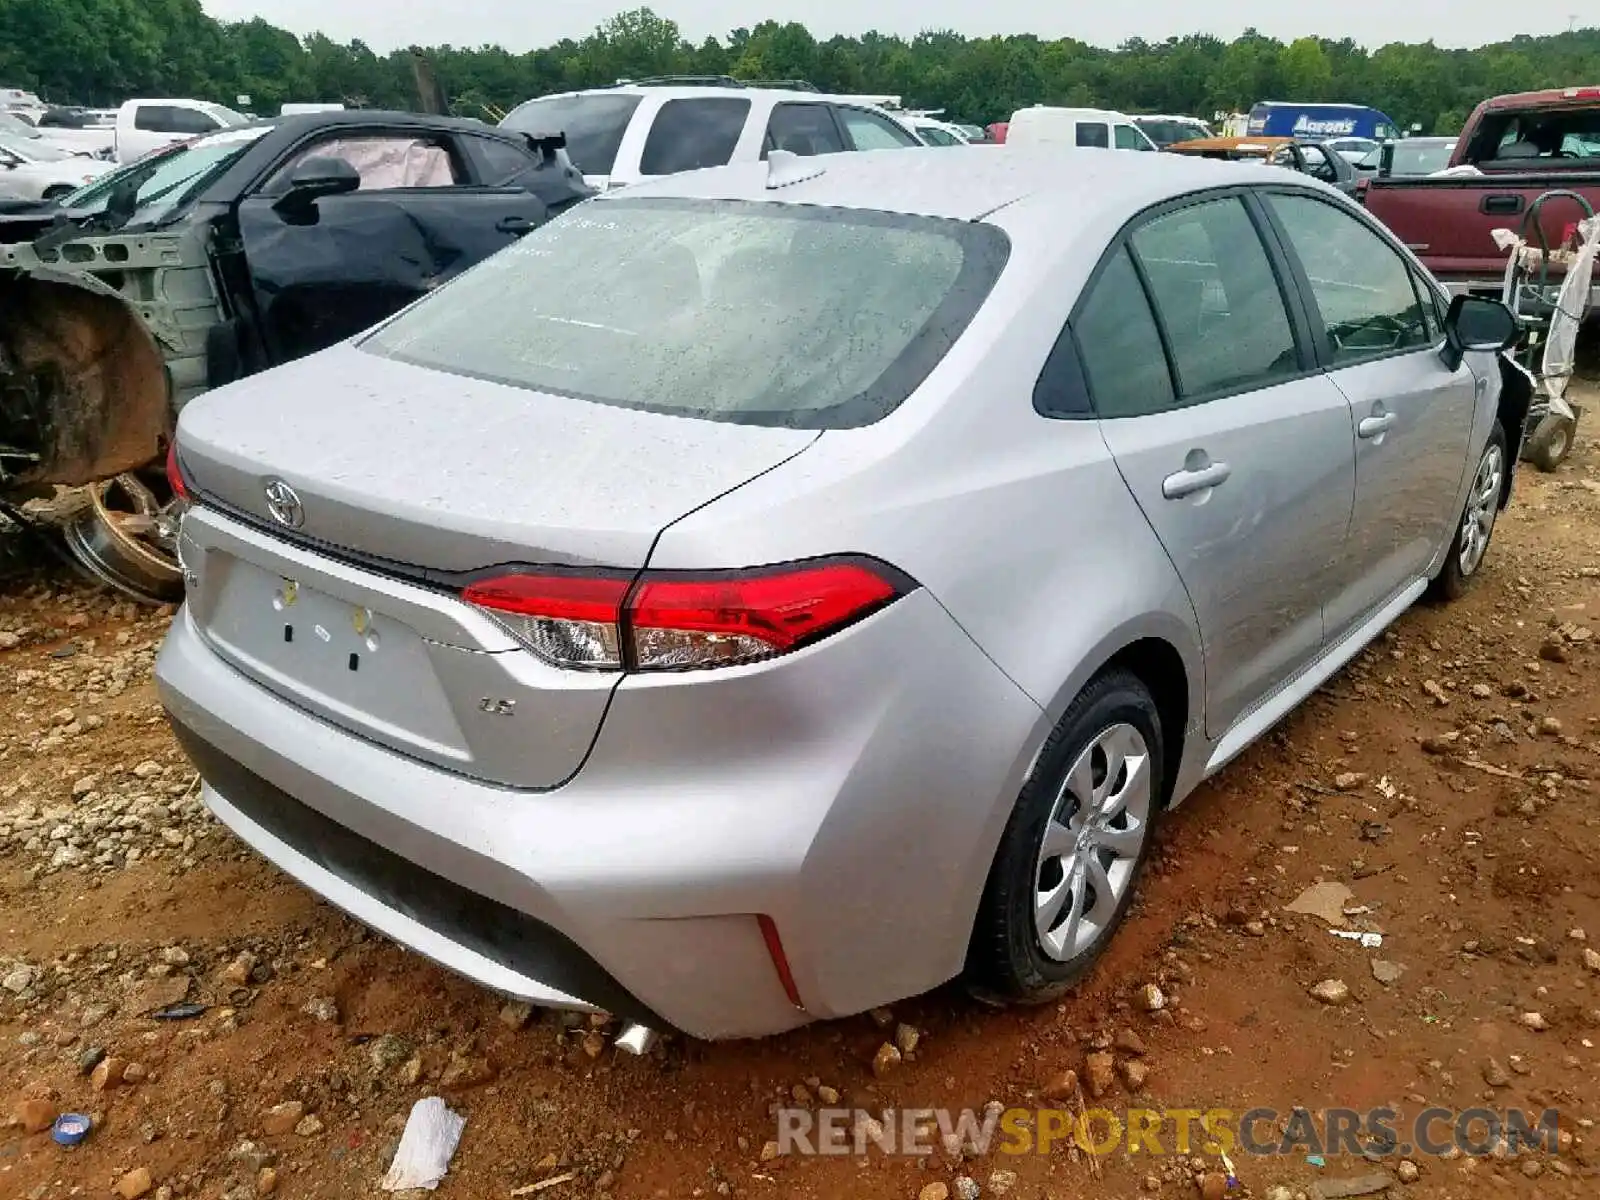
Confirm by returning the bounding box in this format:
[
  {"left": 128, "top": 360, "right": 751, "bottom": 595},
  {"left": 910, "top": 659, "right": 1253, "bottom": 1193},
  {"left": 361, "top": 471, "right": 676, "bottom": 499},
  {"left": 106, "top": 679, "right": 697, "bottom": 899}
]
[
  {"left": 122, "top": 98, "right": 234, "bottom": 108},
  {"left": 600, "top": 145, "right": 1302, "bottom": 223},
  {"left": 1480, "top": 85, "right": 1600, "bottom": 111},
  {"left": 267, "top": 109, "right": 523, "bottom": 140},
  {"left": 525, "top": 84, "right": 888, "bottom": 106},
  {"left": 1011, "top": 106, "right": 1135, "bottom": 123}
]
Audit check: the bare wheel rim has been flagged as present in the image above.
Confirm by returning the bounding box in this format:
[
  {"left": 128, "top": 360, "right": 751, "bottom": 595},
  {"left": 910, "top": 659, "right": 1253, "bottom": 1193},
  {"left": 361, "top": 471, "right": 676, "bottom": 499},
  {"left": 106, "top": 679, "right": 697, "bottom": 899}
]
[
  {"left": 1458, "top": 442, "right": 1504, "bottom": 577},
  {"left": 1033, "top": 722, "right": 1153, "bottom": 963}
]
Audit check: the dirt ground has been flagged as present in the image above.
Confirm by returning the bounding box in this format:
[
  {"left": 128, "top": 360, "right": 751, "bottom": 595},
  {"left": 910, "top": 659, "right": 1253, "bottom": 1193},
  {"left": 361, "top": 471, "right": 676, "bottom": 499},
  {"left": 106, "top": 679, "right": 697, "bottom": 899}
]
[{"left": 3, "top": 384, "right": 1600, "bottom": 1200}]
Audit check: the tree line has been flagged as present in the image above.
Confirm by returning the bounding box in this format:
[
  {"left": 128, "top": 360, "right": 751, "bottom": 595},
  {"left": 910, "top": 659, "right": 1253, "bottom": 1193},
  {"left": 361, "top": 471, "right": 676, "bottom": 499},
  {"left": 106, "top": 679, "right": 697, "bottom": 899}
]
[{"left": 3, "top": 3, "right": 1599, "bottom": 135}]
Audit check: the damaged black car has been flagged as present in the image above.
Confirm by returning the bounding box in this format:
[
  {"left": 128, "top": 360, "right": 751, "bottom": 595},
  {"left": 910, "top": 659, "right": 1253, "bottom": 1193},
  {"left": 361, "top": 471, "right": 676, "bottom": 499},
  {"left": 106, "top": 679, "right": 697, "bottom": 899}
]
[{"left": 1, "top": 110, "right": 593, "bottom": 599}]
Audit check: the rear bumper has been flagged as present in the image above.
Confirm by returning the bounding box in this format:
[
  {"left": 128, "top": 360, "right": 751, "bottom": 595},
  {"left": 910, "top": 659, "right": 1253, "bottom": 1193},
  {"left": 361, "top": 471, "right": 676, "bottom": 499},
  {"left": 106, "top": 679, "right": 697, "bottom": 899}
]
[
  {"left": 167, "top": 718, "right": 645, "bottom": 1022},
  {"left": 156, "top": 574, "right": 1044, "bottom": 1039}
]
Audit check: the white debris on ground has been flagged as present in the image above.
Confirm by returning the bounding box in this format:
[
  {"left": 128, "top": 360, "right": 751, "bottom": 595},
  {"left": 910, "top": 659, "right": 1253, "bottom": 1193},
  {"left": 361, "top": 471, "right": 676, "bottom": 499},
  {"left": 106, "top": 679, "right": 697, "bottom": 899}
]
[{"left": 380, "top": 1097, "right": 466, "bottom": 1191}]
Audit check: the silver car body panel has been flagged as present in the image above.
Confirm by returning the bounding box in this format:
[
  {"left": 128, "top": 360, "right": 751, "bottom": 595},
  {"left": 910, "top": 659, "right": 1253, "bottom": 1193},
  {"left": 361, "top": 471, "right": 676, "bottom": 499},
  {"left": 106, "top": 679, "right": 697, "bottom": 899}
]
[
  {"left": 159, "top": 505, "right": 1046, "bottom": 1038},
  {"left": 156, "top": 148, "right": 1507, "bottom": 1037}
]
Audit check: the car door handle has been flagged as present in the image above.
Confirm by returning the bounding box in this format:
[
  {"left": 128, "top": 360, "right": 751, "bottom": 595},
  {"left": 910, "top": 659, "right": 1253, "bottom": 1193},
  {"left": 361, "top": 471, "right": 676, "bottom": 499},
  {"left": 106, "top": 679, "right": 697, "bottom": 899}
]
[
  {"left": 1161, "top": 461, "right": 1232, "bottom": 499},
  {"left": 1358, "top": 413, "right": 1397, "bottom": 439},
  {"left": 496, "top": 215, "right": 536, "bottom": 235},
  {"left": 1481, "top": 194, "right": 1524, "bottom": 216}
]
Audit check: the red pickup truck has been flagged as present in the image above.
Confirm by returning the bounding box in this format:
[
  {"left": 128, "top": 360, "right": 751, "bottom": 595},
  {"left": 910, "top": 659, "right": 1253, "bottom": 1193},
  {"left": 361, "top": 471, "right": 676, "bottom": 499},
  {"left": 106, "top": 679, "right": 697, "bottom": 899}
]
[{"left": 1359, "top": 86, "right": 1600, "bottom": 304}]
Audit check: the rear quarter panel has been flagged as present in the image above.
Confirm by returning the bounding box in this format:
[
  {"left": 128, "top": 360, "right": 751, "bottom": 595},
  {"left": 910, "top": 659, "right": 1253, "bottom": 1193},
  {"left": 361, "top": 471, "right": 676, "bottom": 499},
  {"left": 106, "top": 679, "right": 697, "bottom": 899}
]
[
  {"left": 643, "top": 198, "right": 1204, "bottom": 726},
  {"left": 642, "top": 204, "right": 1206, "bottom": 974}
]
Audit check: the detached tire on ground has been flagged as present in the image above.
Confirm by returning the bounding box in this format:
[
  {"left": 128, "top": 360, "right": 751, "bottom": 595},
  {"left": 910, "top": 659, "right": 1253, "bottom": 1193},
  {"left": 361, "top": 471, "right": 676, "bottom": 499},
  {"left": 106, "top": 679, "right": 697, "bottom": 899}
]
[
  {"left": 968, "top": 669, "right": 1164, "bottom": 1003},
  {"left": 1522, "top": 411, "right": 1576, "bottom": 472},
  {"left": 1430, "top": 419, "right": 1507, "bottom": 603}
]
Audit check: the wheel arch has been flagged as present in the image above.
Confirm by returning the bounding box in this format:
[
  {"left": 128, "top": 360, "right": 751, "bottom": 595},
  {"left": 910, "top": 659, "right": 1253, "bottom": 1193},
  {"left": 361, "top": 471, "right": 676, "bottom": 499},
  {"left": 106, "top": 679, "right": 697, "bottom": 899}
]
[
  {"left": 1031, "top": 616, "right": 1201, "bottom": 813},
  {"left": 1100, "top": 637, "right": 1190, "bottom": 809}
]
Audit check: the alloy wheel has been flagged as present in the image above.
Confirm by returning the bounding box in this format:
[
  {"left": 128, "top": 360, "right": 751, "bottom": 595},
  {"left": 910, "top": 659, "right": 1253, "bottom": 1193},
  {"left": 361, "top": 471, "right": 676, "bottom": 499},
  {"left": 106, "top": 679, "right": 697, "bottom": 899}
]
[
  {"left": 1458, "top": 442, "right": 1504, "bottom": 578},
  {"left": 1033, "top": 722, "right": 1153, "bottom": 962}
]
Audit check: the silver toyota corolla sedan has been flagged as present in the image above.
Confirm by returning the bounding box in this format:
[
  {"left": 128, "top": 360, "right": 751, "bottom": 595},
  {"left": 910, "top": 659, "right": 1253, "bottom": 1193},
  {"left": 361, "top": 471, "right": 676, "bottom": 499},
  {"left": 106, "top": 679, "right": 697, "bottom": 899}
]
[{"left": 156, "top": 146, "right": 1524, "bottom": 1042}]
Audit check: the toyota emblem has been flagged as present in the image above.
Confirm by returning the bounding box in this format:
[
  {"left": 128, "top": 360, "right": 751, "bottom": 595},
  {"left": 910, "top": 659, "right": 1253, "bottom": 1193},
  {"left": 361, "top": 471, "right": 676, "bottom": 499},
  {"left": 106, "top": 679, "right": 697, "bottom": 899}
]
[{"left": 263, "top": 478, "right": 305, "bottom": 529}]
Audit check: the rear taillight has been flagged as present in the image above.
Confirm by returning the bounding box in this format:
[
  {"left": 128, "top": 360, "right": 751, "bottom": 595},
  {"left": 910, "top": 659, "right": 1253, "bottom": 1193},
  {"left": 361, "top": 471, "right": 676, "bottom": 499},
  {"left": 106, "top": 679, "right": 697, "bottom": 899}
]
[
  {"left": 460, "top": 572, "right": 629, "bottom": 669},
  {"left": 461, "top": 558, "right": 908, "bottom": 672},
  {"left": 165, "top": 440, "right": 191, "bottom": 503}
]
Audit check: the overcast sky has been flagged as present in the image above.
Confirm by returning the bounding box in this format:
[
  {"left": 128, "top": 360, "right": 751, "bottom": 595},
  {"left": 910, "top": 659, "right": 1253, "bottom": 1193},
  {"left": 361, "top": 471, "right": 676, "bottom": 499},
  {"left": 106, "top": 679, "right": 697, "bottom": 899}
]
[{"left": 199, "top": 1, "right": 1580, "bottom": 54}]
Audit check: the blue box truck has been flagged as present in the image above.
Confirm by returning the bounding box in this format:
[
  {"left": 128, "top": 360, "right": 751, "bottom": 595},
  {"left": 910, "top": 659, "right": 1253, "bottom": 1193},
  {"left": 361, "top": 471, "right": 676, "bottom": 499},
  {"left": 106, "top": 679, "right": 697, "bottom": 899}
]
[{"left": 1247, "top": 101, "right": 1400, "bottom": 140}]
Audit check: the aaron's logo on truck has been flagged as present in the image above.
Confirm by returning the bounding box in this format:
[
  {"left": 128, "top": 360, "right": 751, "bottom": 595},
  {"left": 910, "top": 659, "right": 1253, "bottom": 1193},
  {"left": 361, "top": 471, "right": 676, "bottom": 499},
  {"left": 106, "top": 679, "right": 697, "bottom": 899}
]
[{"left": 1292, "top": 114, "right": 1358, "bottom": 137}]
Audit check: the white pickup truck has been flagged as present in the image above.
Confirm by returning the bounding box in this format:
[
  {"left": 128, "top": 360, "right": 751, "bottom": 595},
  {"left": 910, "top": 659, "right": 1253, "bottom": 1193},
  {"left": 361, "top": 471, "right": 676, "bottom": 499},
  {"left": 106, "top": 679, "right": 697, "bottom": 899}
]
[{"left": 113, "top": 98, "right": 249, "bottom": 163}]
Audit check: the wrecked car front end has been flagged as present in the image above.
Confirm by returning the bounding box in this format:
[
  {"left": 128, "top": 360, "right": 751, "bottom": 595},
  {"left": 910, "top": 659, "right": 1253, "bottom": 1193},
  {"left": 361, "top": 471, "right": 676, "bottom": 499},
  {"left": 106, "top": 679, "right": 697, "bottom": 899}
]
[
  {"left": 2, "top": 225, "right": 222, "bottom": 490},
  {"left": 2, "top": 186, "right": 227, "bottom": 601},
  {"left": 3, "top": 120, "right": 595, "bottom": 602}
]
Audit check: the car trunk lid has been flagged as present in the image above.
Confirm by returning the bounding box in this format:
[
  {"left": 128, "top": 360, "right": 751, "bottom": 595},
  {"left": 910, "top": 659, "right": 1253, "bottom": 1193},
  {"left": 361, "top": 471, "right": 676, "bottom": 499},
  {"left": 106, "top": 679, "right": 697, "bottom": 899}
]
[
  {"left": 176, "top": 345, "right": 817, "bottom": 573},
  {"left": 173, "top": 346, "right": 818, "bottom": 788}
]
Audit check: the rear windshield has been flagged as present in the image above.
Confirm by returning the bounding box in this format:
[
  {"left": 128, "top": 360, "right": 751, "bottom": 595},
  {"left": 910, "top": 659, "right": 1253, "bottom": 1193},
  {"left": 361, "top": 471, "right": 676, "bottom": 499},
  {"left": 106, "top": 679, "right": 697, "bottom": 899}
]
[
  {"left": 1387, "top": 140, "right": 1456, "bottom": 175},
  {"left": 362, "top": 197, "right": 1010, "bottom": 429},
  {"left": 499, "top": 94, "right": 643, "bottom": 175},
  {"left": 1466, "top": 105, "right": 1600, "bottom": 167}
]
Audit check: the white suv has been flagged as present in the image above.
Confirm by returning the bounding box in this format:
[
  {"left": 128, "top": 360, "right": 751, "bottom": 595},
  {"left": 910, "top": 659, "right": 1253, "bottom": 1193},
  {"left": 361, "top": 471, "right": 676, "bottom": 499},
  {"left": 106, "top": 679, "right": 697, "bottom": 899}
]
[{"left": 499, "top": 78, "right": 924, "bottom": 189}]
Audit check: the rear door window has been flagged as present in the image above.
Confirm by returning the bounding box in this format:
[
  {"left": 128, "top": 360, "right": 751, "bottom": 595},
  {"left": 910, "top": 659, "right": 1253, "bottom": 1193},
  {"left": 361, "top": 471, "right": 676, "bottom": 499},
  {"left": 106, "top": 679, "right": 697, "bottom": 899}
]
[
  {"left": 639, "top": 97, "right": 751, "bottom": 175},
  {"left": 499, "top": 93, "right": 642, "bottom": 176},
  {"left": 1130, "top": 197, "right": 1300, "bottom": 398},
  {"left": 1076, "top": 123, "right": 1110, "bottom": 149},
  {"left": 466, "top": 134, "right": 539, "bottom": 186},
  {"left": 765, "top": 103, "right": 845, "bottom": 156},
  {"left": 836, "top": 107, "right": 921, "bottom": 150}
]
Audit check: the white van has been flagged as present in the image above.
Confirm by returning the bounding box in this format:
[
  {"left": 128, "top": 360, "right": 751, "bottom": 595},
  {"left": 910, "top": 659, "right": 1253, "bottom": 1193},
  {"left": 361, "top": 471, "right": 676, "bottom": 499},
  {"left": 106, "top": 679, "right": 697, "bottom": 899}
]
[{"left": 1005, "top": 106, "right": 1158, "bottom": 152}]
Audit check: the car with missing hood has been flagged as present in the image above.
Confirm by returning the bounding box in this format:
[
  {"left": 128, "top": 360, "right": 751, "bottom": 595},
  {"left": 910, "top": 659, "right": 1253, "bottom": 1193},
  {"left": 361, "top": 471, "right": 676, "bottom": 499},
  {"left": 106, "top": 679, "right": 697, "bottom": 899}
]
[
  {"left": 0, "top": 110, "right": 592, "bottom": 592},
  {"left": 1166, "top": 135, "right": 1363, "bottom": 194},
  {"left": 155, "top": 145, "right": 1528, "bottom": 1044}
]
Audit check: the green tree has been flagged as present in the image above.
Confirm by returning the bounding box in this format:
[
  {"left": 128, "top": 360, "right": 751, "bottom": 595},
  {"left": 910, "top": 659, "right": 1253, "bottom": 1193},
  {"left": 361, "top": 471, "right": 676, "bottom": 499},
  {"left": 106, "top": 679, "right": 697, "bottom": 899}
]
[
  {"left": 3, "top": 3, "right": 1599, "bottom": 133},
  {"left": 1279, "top": 37, "right": 1334, "bottom": 101}
]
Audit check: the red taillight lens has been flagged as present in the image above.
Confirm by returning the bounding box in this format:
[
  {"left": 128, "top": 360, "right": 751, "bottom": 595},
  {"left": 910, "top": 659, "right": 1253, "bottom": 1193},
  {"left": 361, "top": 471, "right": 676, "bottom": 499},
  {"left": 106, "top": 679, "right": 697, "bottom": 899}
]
[
  {"left": 462, "top": 558, "right": 907, "bottom": 672},
  {"left": 165, "top": 440, "right": 190, "bottom": 503}
]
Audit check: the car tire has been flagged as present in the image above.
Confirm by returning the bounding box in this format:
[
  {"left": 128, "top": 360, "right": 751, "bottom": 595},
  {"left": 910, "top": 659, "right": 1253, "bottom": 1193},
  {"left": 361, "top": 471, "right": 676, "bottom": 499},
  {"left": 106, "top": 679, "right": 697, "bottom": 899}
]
[
  {"left": 967, "top": 669, "right": 1165, "bottom": 1005},
  {"left": 1430, "top": 419, "right": 1507, "bottom": 603},
  {"left": 1523, "top": 412, "right": 1575, "bottom": 472}
]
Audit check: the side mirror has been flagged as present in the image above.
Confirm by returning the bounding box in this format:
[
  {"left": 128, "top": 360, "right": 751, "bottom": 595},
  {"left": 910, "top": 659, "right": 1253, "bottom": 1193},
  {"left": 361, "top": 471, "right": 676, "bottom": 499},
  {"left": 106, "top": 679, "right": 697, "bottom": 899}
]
[
  {"left": 273, "top": 155, "right": 360, "bottom": 213},
  {"left": 1441, "top": 294, "right": 1517, "bottom": 370}
]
